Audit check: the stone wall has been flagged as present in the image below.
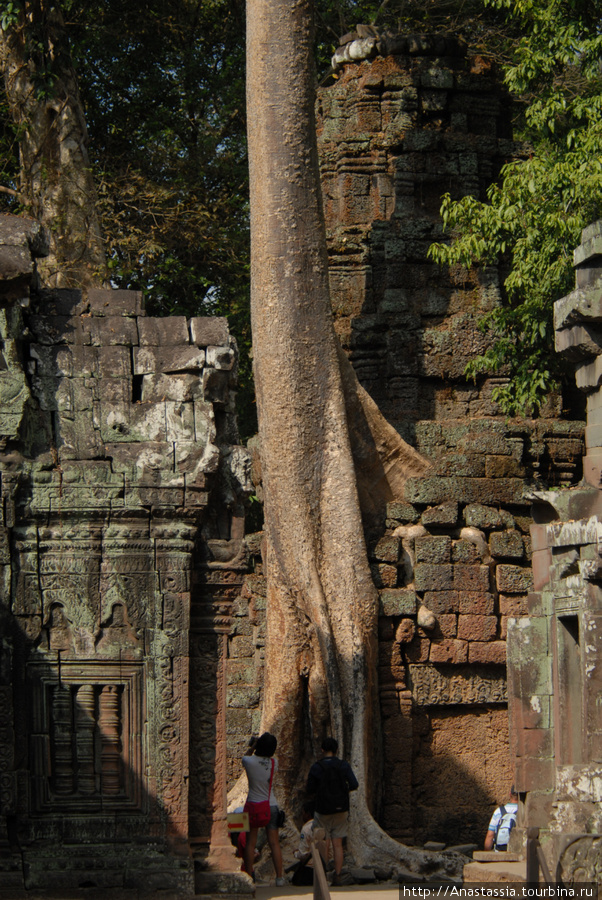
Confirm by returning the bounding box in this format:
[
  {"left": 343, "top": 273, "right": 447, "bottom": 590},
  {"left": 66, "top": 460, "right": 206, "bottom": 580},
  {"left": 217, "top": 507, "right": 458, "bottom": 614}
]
[
  {"left": 0, "top": 215, "right": 251, "bottom": 891},
  {"left": 225, "top": 34, "right": 585, "bottom": 850},
  {"left": 314, "top": 31, "right": 584, "bottom": 846}
]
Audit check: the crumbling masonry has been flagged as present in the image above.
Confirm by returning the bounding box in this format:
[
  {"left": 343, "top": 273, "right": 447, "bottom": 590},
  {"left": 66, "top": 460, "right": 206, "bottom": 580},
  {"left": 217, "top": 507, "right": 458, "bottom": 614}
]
[{"left": 0, "top": 215, "right": 252, "bottom": 891}]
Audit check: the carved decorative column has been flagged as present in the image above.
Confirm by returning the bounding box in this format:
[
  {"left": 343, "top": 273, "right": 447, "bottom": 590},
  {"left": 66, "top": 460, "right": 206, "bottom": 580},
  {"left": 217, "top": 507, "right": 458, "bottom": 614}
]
[
  {"left": 190, "top": 518, "right": 248, "bottom": 884},
  {"left": 75, "top": 685, "right": 96, "bottom": 795},
  {"left": 99, "top": 685, "right": 122, "bottom": 795},
  {"left": 52, "top": 685, "right": 74, "bottom": 795}
]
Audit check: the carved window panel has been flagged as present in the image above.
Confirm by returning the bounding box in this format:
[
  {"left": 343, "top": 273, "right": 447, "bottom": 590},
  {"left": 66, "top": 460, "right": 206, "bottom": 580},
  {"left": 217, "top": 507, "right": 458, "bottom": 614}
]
[{"left": 27, "top": 660, "right": 146, "bottom": 814}]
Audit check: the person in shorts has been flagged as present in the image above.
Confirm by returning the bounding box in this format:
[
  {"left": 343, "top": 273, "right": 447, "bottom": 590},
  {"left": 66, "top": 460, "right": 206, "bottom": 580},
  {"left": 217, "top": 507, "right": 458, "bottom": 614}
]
[
  {"left": 242, "top": 733, "right": 286, "bottom": 885},
  {"left": 306, "top": 737, "right": 358, "bottom": 884}
]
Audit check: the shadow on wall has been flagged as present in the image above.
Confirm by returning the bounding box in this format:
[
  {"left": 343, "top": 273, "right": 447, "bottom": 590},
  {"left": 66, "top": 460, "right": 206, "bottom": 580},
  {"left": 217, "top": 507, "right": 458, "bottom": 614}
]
[
  {"left": 0, "top": 600, "right": 208, "bottom": 892},
  {"left": 409, "top": 704, "right": 513, "bottom": 848}
]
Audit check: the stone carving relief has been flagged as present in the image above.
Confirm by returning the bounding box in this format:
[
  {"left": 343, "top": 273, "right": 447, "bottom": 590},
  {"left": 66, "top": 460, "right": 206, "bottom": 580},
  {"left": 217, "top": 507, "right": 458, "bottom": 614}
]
[
  {"left": 408, "top": 664, "right": 507, "bottom": 706},
  {"left": 557, "top": 835, "right": 602, "bottom": 885}
]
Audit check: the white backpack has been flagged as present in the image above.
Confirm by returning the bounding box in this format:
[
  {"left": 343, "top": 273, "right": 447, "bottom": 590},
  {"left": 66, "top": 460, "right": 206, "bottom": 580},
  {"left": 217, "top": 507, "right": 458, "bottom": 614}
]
[{"left": 495, "top": 805, "right": 517, "bottom": 850}]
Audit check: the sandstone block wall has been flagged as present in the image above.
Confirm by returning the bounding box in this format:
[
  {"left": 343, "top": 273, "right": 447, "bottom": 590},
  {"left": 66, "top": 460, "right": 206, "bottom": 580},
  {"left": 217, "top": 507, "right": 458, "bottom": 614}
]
[{"left": 0, "top": 216, "right": 251, "bottom": 891}]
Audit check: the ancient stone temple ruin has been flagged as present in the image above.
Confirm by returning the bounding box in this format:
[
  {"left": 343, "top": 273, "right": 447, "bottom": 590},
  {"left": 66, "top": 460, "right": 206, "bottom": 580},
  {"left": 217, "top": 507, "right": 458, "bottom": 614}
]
[
  {"left": 0, "top": 29, "right": 600, "bottom": 895},
  {"left": 0, "top": 216, "right": 251, "bottom": 891}
]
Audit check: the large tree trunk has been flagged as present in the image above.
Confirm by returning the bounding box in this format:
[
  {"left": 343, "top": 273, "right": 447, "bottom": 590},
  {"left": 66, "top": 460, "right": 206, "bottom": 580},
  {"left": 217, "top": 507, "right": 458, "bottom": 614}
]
[
  {"left": 246, "top": 0, "right": 456, "bottom": 876},
  {"left": 0, "top": 0, "right": 106, "bottom": 288}
]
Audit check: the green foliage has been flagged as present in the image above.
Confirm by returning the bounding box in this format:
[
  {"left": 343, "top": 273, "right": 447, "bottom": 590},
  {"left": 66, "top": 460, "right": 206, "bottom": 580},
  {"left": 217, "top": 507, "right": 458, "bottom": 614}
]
[
  {"left": 62, "top": 0, "right": 257, "bottom": 436},
  {"left": 429, "top": 0, "right": 602, "bottom": 415},
  {"left": 0, "top": 1, "right": 20, "bottom": 32}
]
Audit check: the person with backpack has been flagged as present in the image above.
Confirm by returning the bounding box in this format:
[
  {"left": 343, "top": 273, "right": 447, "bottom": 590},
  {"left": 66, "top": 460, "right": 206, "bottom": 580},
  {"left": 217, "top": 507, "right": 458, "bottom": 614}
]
[
  {"left": 306, "top": 737, "right": 358, "bottom": 884},
  {"left": 484, "top": 786, "right": 518, "bottom": 851}
]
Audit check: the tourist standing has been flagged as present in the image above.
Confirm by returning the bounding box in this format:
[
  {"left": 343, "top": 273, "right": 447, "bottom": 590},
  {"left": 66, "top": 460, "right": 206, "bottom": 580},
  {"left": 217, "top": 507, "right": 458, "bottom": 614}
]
[
  {"left": 306, "top": 737, "right": 358, "bottom": 885},
  {"left": 242, "top": 732, "right": 286, "bottom": 885}
]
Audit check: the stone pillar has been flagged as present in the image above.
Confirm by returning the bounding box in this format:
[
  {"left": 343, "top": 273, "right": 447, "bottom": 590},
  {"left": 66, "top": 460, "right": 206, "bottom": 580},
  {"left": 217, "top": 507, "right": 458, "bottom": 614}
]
[{"left": 509, "top": 221, "right": 602, "bottom": 876}]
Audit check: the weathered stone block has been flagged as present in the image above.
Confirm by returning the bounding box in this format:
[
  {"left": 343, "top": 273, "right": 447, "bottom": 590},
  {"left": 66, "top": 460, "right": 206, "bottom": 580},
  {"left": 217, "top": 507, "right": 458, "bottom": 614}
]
[
  {"left": 380, "top": 588, "right": 417, "bottom": 616},
  {"left": 436, "top": 613, "right": 457, "bottom": 637},
  {"left": 373, "top": 535, "right": 400, "bottom": 563},
  {"left": 386, "top": 500, "right": 419, "bottom": 523},
  {"left": 206, "top": 345, "right": 235, "bottom": 370},
  {"left": 165, "top": 401, "right": 195, "bottom": 442},
  {"left": 453, "top": 564, "right": 490, "bottom": 592},
  {"left": 514, "top": 756, "right": 555, "bottom": 793},
  {"left": 97, "top": 346, "right": 132, "bottom": 378},
  {"left": 371, "top": 563, "right": 398, "bottom": 588},
  {"left": 226, "top": 707, "right": 253, "bottom": 734},
  {"left": 452, "top": 539, "right": 481, "bottom": 563},
  {"left": 28, "top": 314, "right": 91, "bottom": 345},
  {"left": 414, "top": 563, "right": 453, "bottom": 591},
  {"left": 415, "top": 535, "right": 451, "bottom": 564},
  {"left": 422, "top": 590, "right": 458, "bottom": 614},
  {"left": 464, "top": 503, "right": 507, "bottom": 530},
  {"left": 555, "top": 323, "right": 602, "bottom": 361},
  {"left": 457, "top": 614, "right": 497, "bottom": 642},
  {"left": 499, "top": 595, "right": 529, "bottom": 617},
  {"left": 395, "top": 618, "right": 415, "bottom": 643},
  {"left": 468, "top": 641, "right": 506, "bottom": 665},
  {"left": 458, "top": 591, "right": 494, "bottom": 615},
  {"left": 133, "top": 345, "right": 205, "bottom": 376},
  {"left": 584, "top": 448, "right": 602, "bottom": 488},
  {"left": 202, "top": 368, "right": 230, "bottom": 404},
  {"left": 531, "top": 548, "right": 552, "bottom": 591},
  {"left": 485, "top": 455, "right": 526, "bottom": 478},
  {"left": 190, "top": 316, "right": 229, "bottom": 347},
  {"left": 405, "top": 476, "right": 526, "bottom": 506},
  {"left": 227, "top": 661, "right": 255, "bottom": 685},
  {"left": 489, "top": 529, "right": 524, "bottom": 559},
  {"left": 87, "top": 287, "right": 143, "bottom": 317},
  {"left": 517, "top": 727, "right": 554, "bottom": 760},
  {"left": 513, "top": 694, "right": 550, "bottom": 731},
  {"left": 496, "top": 564, "right": 533, "bottom": 594},
  {"left": 507, "top": 617, "right": 552, "bottom": 694},
  {"left": 142, "top": 373, "right": 205, "bottom": 403},
  {"left": 404, "top": 636, "right": 430, "bottom": 663},
  {"left": 429, "top": 638, "right": 468, "bottom": 664},
  {"left": 138, "top": 316, "right": 188, "bottom": 345},
  {"left": 88, "top": 316, "right": 138, "bottom": 346}
]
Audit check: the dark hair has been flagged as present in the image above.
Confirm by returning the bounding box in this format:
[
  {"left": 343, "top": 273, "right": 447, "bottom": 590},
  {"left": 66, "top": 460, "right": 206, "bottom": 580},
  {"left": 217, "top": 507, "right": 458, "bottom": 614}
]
[
  {"left": 255, "top": 732, "right": 277, "bottom": 757},
  {"left": 322, "top": 737, "right": 338, "bottom": 754}
]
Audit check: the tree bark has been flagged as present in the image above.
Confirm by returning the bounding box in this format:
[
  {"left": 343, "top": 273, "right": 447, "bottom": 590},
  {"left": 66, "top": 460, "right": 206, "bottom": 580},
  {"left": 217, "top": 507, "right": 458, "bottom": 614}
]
[
  {"left": 0, "top": 0, "right": 107, "bottom": 288},
  {"left": 246, "top": 0, "right": 457, "bottom": 876}
]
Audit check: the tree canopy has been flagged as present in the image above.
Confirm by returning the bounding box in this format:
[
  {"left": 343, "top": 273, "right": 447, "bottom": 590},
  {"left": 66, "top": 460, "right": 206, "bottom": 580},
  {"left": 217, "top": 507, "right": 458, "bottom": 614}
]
[{"left": 0, "top": 0, "right": 600, "bottom": 420}]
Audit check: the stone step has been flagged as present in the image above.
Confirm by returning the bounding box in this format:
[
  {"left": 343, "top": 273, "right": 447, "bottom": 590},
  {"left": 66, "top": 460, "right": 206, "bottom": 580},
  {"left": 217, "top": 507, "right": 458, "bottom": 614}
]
[
  {"left": 463, "top": 860, "right": 526, "bottom": 884},
  {"left": 473, "top": 850, "right": 522, "bottom": 862}
]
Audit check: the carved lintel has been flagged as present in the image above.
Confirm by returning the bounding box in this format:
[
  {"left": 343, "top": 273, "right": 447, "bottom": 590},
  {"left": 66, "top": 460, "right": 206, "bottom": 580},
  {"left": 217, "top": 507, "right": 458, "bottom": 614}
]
[{"left": 408, "top": 664, "right": 507, "bottom": 706}]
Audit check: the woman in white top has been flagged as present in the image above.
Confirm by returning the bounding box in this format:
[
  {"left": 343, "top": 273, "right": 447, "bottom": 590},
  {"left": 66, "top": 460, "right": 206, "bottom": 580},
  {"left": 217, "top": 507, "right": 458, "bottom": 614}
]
[{"left": 242, "top": 732, "right": 284, "bottom": 884}]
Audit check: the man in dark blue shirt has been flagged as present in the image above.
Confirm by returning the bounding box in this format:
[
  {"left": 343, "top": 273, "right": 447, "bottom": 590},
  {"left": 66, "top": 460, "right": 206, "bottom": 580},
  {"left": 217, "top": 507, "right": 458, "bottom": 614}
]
[{"left": 306, "top": 737, "right": 358, "bottom": 884}]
